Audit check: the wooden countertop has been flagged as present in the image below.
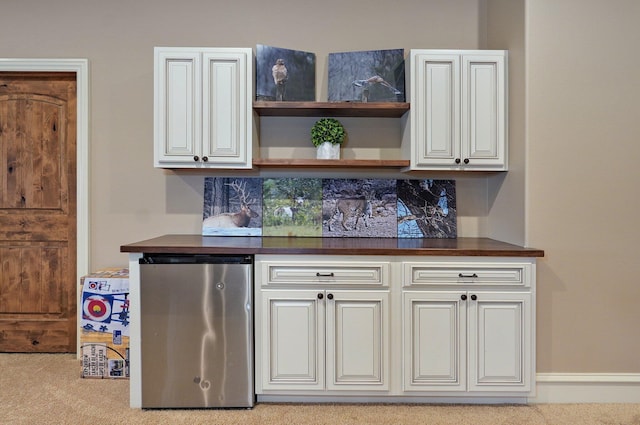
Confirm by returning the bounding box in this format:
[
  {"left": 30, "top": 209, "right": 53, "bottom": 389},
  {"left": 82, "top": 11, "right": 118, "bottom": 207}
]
[{"left": 120, "top": 235, "right": 544, "bottom": 257}]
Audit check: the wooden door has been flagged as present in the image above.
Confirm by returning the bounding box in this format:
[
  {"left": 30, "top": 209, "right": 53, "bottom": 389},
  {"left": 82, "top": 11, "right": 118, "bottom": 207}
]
[{"left": 0, "top": 72, "right": 77, "bottom": 352}]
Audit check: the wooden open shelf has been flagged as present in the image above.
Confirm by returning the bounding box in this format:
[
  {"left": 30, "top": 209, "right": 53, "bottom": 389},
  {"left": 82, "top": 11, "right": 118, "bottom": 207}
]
[
  {"left": 253, "top": 101, "right": 410, "bottom": 118},
  {"left": 252, "top": 158, "right": 410, "bottom": 169},
  {"left": 252, "top": 101, "right": 410, "bottom": 169}
]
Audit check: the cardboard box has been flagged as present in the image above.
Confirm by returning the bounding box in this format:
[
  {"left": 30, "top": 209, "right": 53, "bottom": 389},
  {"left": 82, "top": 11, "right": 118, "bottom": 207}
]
[{"left": 79, "top": 268, "right": 130, "bottom": 379}]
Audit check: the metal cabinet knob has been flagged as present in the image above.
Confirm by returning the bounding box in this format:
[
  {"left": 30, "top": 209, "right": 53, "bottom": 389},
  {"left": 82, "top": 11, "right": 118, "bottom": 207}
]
[
  {"left": 327, "top": 293, "right": 334, "bottom": 300},
  {"left": 461, "top": 294, "right": 467, "bottom": 301},
  {"left": 317, "top": 293, "right": 324, "bottom": 299},
  {"left": 470, "top": 294, "right": 477, "bottom": 301},
  {"left": 193, "top": 155, "right": 199, "bottom": 162}
]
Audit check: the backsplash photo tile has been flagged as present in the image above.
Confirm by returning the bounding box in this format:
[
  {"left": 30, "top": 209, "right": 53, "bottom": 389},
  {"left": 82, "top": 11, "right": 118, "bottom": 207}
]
[
  {"left": 397, "top": 179, "right": 457, "bottom": 238},
  {"left": 322, "top": 178, "right": 397, "bottom": 238},
  {"left": 202, "top": 177, "right": 263, "bottom": 236},
  {"left": 262, "top": 177, "right": 322, "bottom": 237},
  {"left": 201, "top": 178, "right": 456, "bottom": 238}
]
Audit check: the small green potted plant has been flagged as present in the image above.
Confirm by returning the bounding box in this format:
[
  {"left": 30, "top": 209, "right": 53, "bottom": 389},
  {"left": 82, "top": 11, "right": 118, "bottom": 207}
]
[{"left": 311, "top": 118, "right": 346, "bottom": 159}]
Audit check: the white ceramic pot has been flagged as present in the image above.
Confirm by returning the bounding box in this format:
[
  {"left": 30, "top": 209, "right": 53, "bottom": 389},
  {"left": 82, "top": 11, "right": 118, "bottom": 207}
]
[{"left": 316, "top": 142, "right": 341, "bottom": 159}]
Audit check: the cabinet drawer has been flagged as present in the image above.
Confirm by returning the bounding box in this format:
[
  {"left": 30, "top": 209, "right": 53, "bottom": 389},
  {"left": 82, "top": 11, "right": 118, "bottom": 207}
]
[
  {"left": 404, "top": 262, "right": 529, "bottom": 287},
  {"left": 262, "top": 262, "right": 389, "bottom": 287}
]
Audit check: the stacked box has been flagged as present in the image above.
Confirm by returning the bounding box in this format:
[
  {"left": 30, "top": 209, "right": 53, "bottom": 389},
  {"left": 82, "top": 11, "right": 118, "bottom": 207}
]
[{"left": 79, "top": 268, "right": 130, "bottom": 379}]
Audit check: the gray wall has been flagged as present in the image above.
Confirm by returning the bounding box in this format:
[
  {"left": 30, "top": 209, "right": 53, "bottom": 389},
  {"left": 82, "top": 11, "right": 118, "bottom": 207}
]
[{"left": 2, "top": 0, "right": 639, "bottom": 374}]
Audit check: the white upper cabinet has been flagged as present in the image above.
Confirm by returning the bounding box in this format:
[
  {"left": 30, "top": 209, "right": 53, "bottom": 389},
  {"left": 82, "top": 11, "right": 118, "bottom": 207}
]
[
  {"left": 409, "top": 50, "right": 507, "bottom": 171},
  {"left": 154, "top": 47, "right": 253, "bottom": 168}
]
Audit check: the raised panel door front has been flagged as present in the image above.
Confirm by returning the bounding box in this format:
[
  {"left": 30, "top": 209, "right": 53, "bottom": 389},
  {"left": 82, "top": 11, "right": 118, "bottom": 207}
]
[
  {"left": 202, "top": 50, "right": 251, "bottom": 167},
  {"left": 325, "top": 291, "right": 389, "bottom": 391},
  {"left": 412, "top": 53, "right": 460, "bottom": 168},
  {"left": 155, "top": 51, "right": 202, "bottom": 165},
  {"left": 467, "top": 292, "right": 531, "bottom": 392},
  {"left": 261, "top": 290, "right": 324, "bottom": 391},
  {"left": 461, "top": 54, "right": 506, "bottom": 169},
  {"left": 403, "top": 291, "right": 466, "bottom": 391}
]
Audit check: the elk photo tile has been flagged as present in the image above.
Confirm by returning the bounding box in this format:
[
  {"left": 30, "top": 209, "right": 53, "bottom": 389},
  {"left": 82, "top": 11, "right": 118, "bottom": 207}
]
[
  {"left": 322, "top": 178, "right": 398, "bottom": 238},
  {"left": 397, "top": 179, "right": 457, "bottom": 238},
  {"left": 256, "top": 44, "right": 316, "bottom": 102},
  {"left": 262, "top": 177, "right": 322, "bottom": 237},
  {"left": 328, "top": 48, "right": 405, "bottom": 103},
  {"left": 202, "top": 177, "right": 262, "bottom": 236}
]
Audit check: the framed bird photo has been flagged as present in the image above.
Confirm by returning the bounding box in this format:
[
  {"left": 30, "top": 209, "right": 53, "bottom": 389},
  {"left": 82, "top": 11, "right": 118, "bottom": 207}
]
[
  {"left": 328, "top": 48, "right": 405, "bottom": 103},
  {"left": 256, "top": 44, "right": 316, "bottom": 101}
]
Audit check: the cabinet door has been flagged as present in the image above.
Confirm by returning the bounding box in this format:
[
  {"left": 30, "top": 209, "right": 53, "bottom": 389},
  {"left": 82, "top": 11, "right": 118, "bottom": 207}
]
[
  {"left": 325, "top": 291, "right": 389, "bottom": 391},
  {"left": 202, "top": 50, "right": 252, "bottom": 167},
  {"left": 467, "top": 291, "right": 531, "bottom": 392},
  {"left": 411, "top": 53, "right": 461, "bottom": 168},
  {"left": 155, "top": 49, "right": 202, "bottom": 165},
  {"left": 261, "top": 290, "right": 325, "bottom": 391},
  {"left": 460, "top": 54, "right": 506, "bottom": 169},
  {"left": 403, "top": 291, "right": 466, "bottom": 391}
]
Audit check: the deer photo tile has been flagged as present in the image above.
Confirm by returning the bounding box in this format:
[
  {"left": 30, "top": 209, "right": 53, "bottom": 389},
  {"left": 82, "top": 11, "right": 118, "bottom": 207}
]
[
  {"left": 322, "top": 178, "right": 398, "bottom": 238},
  {"left": 202, "top": 177, "right": 456, "bottom": 238},
  {"left": 202, "top": 177, "right": 263, "bottom": 236}
]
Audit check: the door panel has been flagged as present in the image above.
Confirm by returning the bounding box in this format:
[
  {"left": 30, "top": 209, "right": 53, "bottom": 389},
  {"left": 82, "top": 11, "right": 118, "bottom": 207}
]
[
  {"left": 461, "top": 55, "right": 506, "bottom": 167},
  {"left": 468, "top": 292, "right": 531, "bottom": 392},
  {"left": 156, "top": 52, "right": 201, "bottom": 162},
  {"left": 403, "top": 291, "right": 466, "bottom": 391},
  {"left": 326, "top": 291, "right": 389, "bottom": 391},
  {"left": 413, "top": 54, "right": 460, "bottom": 167},
  {"left": 0, "top": 72, "right": 76, "bottom": 352},
  {"left": 261, "top": 290, "right": 324, "bottom": 390}
]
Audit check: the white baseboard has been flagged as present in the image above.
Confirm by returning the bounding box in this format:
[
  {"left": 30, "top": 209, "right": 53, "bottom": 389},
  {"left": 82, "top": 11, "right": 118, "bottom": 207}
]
[{"left": 532, "top": 373, "right": 640, "bottom": 403}]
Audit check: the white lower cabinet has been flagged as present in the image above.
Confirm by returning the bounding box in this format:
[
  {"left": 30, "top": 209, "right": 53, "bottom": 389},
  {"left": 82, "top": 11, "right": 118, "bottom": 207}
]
[
  {"left": 260, "top": 289, "right": 389, "bottom": 392},
  {"left": 256, "top": 256, "right": 390, "bottom": 395},
  {"left": 255, "top": 256, "right": 536, "bottom": 401},
  {"left": 403, "top": 290, "right": 532, "bottom": 393},
  {"left": 402, "top": 259, "right": 535, "bottom": 397}
]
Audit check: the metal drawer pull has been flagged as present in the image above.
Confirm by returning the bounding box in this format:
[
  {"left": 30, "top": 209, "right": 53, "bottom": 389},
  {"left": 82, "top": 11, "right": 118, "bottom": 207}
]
[
  {"left": 316, "top": 272, "right": 335, "bottom": 277},
  {"left": 458, "top": 273, "right": 478, "bottom": 278}
]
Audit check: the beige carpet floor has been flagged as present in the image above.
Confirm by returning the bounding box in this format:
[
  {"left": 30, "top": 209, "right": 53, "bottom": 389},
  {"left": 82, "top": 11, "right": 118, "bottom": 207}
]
[{"left": 1, "top": 353, "right": 640, "bottom": 425}]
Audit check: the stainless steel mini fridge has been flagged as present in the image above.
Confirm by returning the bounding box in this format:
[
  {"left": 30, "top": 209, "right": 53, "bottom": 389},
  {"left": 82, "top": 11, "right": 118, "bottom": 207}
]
[{"left": 139, "top": 254, "right": 254, "bottom": 408}]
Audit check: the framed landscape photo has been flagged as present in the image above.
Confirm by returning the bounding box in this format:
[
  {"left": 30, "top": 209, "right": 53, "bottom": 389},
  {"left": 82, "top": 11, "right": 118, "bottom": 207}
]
[
  {"left": 262, "top": 177, "right": 322, "bottom": 237},
  {"left": 328, "top": 48, "right": 405, "bottom": 102},
  {"left": 256, "top": 44, "right": 316, "bottom": 101}
]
